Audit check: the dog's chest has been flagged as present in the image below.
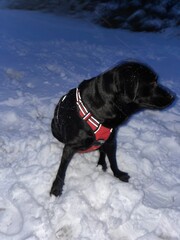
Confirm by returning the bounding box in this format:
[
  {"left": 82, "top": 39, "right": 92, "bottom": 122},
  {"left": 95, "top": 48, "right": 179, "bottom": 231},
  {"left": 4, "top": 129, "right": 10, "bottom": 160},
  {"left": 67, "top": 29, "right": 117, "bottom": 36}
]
[{"left": 76, "top": 88, "right": 112, "bottom": 152}]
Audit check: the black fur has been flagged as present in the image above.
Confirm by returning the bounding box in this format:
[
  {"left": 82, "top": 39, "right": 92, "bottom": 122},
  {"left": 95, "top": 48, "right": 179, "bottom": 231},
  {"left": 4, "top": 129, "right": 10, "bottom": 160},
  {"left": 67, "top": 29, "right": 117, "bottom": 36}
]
[{"left": 50, "top": 61, "right": 175, "bottom": 197}]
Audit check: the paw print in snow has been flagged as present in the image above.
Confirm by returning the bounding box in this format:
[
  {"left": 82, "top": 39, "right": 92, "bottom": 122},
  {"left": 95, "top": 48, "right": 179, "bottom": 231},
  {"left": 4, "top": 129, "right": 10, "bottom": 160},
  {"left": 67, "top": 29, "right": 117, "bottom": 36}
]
[{"left": 56, "top": 225, "right": 73, "bottom": 240}]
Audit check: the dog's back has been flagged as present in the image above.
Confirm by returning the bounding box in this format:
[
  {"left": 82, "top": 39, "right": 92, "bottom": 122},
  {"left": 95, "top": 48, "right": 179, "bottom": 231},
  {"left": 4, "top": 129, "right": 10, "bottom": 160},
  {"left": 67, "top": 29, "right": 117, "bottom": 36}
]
[{"left": 51, "top": 89, "right": 77, "bottom": 143}]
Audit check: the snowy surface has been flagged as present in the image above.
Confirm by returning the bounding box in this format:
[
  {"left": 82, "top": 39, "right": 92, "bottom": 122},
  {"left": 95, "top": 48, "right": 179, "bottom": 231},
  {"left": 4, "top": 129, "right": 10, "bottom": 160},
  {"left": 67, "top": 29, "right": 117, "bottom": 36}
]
[{"left": 0, "top": 9, "right": 180, "bottom": 240}]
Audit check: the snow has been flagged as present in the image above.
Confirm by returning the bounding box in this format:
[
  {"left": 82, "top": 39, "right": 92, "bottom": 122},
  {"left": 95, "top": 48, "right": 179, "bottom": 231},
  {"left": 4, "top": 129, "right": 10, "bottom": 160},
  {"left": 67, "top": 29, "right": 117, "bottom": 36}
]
[{"left": 0, "top": 9, "right": 180, "bottom": 240}]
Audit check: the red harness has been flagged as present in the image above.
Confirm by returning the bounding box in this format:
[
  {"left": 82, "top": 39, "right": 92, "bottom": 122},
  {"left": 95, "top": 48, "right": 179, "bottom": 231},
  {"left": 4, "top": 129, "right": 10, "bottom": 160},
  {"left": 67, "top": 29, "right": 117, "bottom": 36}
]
[{"left": 76, "top": 88, "right": 112, "bottom": 153}]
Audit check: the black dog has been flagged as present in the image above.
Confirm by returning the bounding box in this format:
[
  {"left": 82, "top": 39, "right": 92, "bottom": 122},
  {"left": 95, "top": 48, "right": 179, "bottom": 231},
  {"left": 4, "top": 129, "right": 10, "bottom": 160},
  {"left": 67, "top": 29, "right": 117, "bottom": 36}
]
[{"left": 50, "top": 61, "right": 175, "bottom": 197}]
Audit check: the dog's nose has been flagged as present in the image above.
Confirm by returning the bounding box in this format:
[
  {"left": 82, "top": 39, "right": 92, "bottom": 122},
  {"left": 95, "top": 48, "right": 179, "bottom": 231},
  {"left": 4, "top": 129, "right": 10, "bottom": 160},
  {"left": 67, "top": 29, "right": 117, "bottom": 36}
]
[
  {"left": 169, "top": 93, "right": 176, "bottom": 104},
  {"left": 170, "top": 93, "right": 175, "bottom": 100}
]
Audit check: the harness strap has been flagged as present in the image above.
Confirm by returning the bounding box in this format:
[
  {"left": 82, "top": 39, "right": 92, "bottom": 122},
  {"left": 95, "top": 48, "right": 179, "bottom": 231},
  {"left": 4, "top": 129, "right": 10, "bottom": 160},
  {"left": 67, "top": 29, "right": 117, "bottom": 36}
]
[{"left": 76, "top": 88, "right": 112, "bottom": 152}]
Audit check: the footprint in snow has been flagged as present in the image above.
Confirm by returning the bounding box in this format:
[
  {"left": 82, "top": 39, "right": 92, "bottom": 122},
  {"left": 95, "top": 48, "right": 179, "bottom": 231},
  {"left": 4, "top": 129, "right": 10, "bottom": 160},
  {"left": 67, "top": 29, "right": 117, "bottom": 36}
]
[
  {"left": 56, "top": 225, "right": 73, "bottom": 240},
  {"left": 0, "top": 197, "right": 23, "bottom": 236},
  {"left": 8, "top": 183, "right": 53, "bottom": 239}
]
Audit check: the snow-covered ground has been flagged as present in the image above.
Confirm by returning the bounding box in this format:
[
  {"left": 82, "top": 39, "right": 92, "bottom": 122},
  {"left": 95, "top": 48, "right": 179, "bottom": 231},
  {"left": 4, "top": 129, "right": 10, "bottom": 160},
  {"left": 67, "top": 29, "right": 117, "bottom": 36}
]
[{"left": 0, "top": 9, "right": 179, "bottom": 240}]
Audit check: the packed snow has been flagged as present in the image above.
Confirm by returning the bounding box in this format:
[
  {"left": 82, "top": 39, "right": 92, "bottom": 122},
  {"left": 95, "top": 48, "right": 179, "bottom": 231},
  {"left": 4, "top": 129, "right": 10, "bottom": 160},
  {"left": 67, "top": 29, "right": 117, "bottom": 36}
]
[{"left": 0, "top": 9, "right": 180, "bottom": 240}]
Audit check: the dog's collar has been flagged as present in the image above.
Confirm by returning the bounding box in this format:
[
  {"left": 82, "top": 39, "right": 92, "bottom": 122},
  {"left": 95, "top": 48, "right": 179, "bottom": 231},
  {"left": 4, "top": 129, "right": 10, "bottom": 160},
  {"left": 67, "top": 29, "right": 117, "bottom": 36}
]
[{"left": 76, "top": 88, "right": 112, "bottom": 152}]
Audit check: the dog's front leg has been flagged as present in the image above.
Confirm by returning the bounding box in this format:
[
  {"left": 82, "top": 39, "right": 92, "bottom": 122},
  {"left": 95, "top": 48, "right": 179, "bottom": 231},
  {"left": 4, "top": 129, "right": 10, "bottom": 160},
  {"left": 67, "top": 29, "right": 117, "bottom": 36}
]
[
  {"left": 50, "top": 145, "right": 75, "bottom": 197},
  {"left": 97, "top": 150, "right": 107, "bottom": 171},
  {"left": 103, "top": 131, "right": 130, "bottom": 182}
]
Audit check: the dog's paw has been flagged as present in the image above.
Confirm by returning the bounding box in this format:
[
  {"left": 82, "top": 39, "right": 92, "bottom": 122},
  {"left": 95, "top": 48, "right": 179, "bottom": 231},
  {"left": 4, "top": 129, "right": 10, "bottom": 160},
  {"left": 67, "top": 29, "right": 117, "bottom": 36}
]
[
  {"left": 114, "top": 170, "right": 130, "bottom": 182},
  {"left": 50, "top": 178, "right": 64, "bottom": 197},
  {"left": 50, "top": 186, "right": 62, "bottom": 197},
  {"left": 97, "top": 159, "right": 107, "bottom": 172},
  {"left": 97, "top": 161, "right": 107, "bottom": 172}
]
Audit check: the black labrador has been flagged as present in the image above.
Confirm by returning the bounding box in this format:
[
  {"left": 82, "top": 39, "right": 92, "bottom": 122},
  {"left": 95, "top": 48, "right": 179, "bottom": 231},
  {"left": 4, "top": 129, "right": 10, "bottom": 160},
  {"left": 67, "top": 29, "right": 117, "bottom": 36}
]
[{"left": 50, "top": 61, "right": 175, "bottom": 197}]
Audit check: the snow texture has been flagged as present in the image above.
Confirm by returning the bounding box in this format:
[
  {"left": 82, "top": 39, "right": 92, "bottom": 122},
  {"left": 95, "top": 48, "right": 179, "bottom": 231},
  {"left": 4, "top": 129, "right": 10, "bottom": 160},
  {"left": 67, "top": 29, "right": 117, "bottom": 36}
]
[{"left": 0, "top": 9, "right": 180, "bottom": 240}]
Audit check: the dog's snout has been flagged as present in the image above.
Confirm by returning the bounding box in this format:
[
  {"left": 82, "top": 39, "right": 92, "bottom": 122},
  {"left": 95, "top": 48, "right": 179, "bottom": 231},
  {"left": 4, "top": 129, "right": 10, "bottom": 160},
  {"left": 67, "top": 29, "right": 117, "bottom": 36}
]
[
  {"left": 170, "top": 94, "right": 175, "bottom": 100},
  {"left": 170, "top": 94, "right": 176, "bottom": 105},
  {"left": 167, "top": 91, "right": 175, "bottom": 102}
]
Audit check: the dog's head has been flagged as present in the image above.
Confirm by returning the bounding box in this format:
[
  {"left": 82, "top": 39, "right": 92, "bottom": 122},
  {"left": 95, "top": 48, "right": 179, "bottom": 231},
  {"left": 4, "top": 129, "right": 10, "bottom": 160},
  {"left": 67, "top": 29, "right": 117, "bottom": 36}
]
[{"left": 114, "top": 61, "right": 175, "bottom": 110}]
